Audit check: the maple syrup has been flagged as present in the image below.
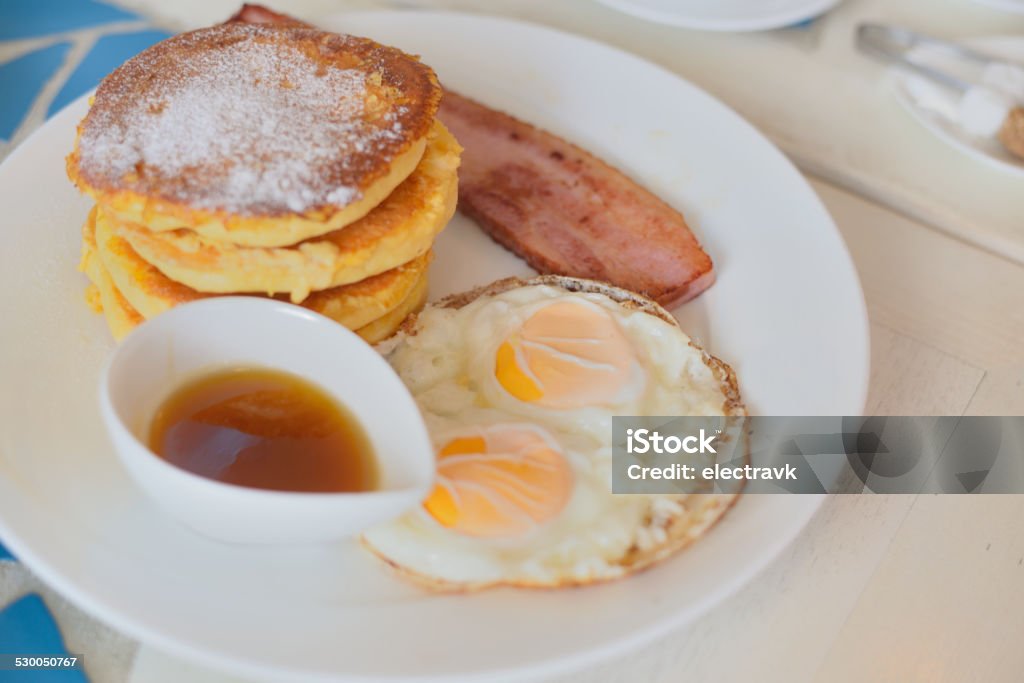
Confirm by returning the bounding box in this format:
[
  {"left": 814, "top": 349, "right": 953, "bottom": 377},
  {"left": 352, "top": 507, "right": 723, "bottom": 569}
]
[{"left": 148, "top": 367, "right": 378, "bottom": 493}]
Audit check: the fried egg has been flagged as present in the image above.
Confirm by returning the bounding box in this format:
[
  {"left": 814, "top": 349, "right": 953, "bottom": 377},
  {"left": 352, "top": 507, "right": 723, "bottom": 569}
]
[{"left": 362, "top": 277, "right": 744, "bottom": 589}]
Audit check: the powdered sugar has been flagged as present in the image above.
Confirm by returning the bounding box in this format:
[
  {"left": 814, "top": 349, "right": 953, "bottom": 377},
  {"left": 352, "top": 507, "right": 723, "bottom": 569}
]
[{"left": 77, "top": 24, "right": 410, "bottom": 216}]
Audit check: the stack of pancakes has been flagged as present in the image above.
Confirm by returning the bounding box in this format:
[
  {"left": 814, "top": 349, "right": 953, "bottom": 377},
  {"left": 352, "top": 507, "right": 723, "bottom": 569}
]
[{"left": 67, "top": 22, "right": 460, "bottom": 341}]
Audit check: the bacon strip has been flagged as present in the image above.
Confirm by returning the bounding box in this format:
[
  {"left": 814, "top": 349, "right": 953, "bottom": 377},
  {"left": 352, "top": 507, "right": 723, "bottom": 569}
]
[
  {"left": 228, "top": 4, "right": 714, "bottom": 306},
  {"left": 438, "top": 92, "right": 713, "bottom": 306},
  {"left": 227, "top": 4, "right": 303, "bottom": 26}
]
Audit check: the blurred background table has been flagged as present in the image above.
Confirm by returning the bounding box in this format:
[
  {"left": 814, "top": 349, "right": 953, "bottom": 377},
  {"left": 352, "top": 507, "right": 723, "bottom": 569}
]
[{"left": 1, "top": 1, "right": 1022, "bottom": 682}]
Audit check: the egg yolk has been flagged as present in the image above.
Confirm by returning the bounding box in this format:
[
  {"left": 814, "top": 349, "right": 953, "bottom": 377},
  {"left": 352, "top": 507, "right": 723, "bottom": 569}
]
[
  {"left": 494, "top": 301, "right": 639, "bottom": 409},
  {"left": 423, "top": 426, "right": 573, "bottom": 538}
]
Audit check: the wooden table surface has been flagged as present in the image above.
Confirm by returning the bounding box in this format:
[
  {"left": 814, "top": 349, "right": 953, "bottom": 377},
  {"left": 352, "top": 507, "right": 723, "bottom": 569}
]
[
  {"left": 2, "top": 1, "right": 1021, "bottom": 681},
  {"left": 129, "top": 176, "right": 1024, "bottom": 683}
]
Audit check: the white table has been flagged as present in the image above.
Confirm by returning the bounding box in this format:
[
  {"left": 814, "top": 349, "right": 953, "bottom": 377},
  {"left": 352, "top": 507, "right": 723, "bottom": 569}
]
[
  {"left": 125, "top": 176, "right": 1024, "bottom": 683},
  {"left": 6, "top": 1, "right": 1024, "bottom": 681}
]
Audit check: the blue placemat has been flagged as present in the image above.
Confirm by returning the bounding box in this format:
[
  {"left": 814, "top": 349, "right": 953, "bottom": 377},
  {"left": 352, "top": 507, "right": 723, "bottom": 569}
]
[
  {"left": 0, "top": 0, "right": 170, "bottom": 148},
  {"left": 0, "top": 594, "right": 88, "bottom": 682},
  {"left": 0, "top": 0, "right": 137, "bottom": 41}
]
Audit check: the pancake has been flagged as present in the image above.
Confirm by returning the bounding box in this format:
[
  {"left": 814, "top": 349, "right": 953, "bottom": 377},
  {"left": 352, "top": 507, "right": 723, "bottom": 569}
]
[
  {"left": 303, "top": 255, "right": 429, "bottom": 333},
  {"left": 67, "top": 22, "right": 442, "bottom": 247},
  {"left": 80, "top": 211, "right": 144, "bottom": 340},
  {"left": 87, "top": 251, "right": 427, "bottom": 345},
  {"left": 84, "top": 230, "right": 429, "bottom": 345},
  {"left": 85, "top": 246, "right": 427, "bottom": 344},
  {"left": 88, "top": 207, "right": 432, "bottom": 331},
  {"left": 111, "top": 121, "right": 460, "bottom": 302},
  {"left": 354, "top": 269, "right": 428, "bottom": 344}
]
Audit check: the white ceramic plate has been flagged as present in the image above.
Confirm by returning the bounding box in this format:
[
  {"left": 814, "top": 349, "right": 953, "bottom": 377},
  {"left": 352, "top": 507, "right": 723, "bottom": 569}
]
[
  {"left": 892, "top": 37, "right": 1024, "bottom": 177},
  {"left": 0, "top": 11, "right": 868, "bottom": 683},
  {"left": 969, "top": 0, "right": 1024, "bottom": 14},
  {"left": 594, "top": 0, "right": 842, "bottom": 31}
]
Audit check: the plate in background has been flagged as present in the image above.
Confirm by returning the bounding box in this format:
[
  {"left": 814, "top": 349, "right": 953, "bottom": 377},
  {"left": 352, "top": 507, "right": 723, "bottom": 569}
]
[
  {"left": 0, "top": 11, "right": 868, "bottom": 682},
  {"left": 969, "top": 0, "right": 1024, "bottom": 14},
  {"left": 893, "top": 36, "right": 1024, "bottom": 177},
  {"left": 594, "top": 0, "right": 843, "bottom": 31}
]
